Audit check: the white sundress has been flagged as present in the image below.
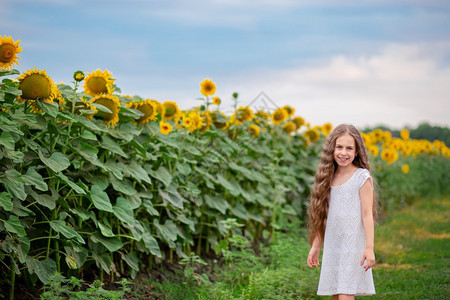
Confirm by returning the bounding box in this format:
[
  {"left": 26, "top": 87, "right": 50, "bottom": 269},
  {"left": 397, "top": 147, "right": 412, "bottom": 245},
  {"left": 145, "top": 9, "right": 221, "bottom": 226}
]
[{"left": 317, "top": 168, "right": 376, "bottom": 296}]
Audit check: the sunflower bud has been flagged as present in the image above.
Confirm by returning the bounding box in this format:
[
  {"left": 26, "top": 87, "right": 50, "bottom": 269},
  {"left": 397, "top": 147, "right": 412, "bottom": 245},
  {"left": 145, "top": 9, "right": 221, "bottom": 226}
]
[{"left": 73, "top": 70, "right": 85, "bottom": 82}]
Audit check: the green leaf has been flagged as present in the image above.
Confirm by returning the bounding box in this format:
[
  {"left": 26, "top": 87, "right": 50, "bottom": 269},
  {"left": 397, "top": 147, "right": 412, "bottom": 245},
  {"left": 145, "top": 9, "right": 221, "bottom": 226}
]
[
  {"left": 153, "top": 219, "right": 177, "bottom": 248},
  {"left": 143, "top": 198, "right": 159, "bottom": 216},
  {"left": 112, "top": 197, "right": 135, "bottom": 226},
  {"left": 77, "top": 142, "right": 99, "bottom": 164},
  {"left": 91, "top": 102, "right": 112, "bottom": 114},
  {"left": 0, "top": 192, "right": 13, "bottom": 211},
  {"left": 50, "top": 220, "right": 85, "bottom": 244},
  {"left": 142, "top": 231, "right": 162, "bottom": 258},
  {"left": 110, "top": 176, "right": 137, "bottom": 196},
  {"left": 0, "top": 131, "right": 15, "bottom": 150},
  {"left": 90, "top": 232, "right": 123, "bottom": 252},
  {"left": 104, "top": 161, "right": 123, "bottom": 180},
  {"left": 77, "top": 117, "right": 106, "bottom": 132},
  {"left": 205, "top": 194, "right": 229, "bottom": 214},
  {"left": 230, "top": 203, "right": 249, "bottom": 220},
  {"left": 22, "top": 168, "right": 48, "bottom": 191},
  {"left": 146, "top": 165, "right": 172, "bottom": 186},
  {"left": 4, "top": 215, "right": 26, "bottom": 237},
  {"left": 159, "top": 186, "right": 184, "bottom": 209},
  {"left": 90, "top": 185, "right": 113, "bottom": 212},
  {"left": 186, "top": 146, "right": 202, "bottom": 156},
  {"left": 121, "top": 252, "right": 139, "bottom": 272},
  {"left": 38, "top": 151, "right": 70, "bottom": 173},
  {"left": 98, "top": 221, "right": 115, "bottom": 237},
  {"left": 64, "top": 245, "right": 88, "bottom": 268},
  {"left": 29, "top": 190, "right": 56, "bottom": 210},
  {"left": 92, "top": 252, "right": 113, "bottom": 274},
  {"left": 101, "top": 135, "right": 128, "bottom": 158},
  {"left": 5, "top": 169, "right": 25, "bottom": 183},
  {"left": 217, "top": 174, "right": 241, "bottom": 196},
  {"left": 1, "top": 178, "right": 26, "bottom": 200},
  {"left": 26, "top": 257, "right": 57, "bottom": 284},
  {"left": 56, "top": 172, "right": 86, "bottom": 194},
  {"left": 176, "top": 163, "right": 191, "bottom": 176},
  {"left": 0, "top": 68, "right": 20, "bottom": 77},
  {"left": 40, "top": 101, "right": 59, "bottom": 117},
  {"left": 125, "top": 161, "right": 152, "bottom": 184},
  {"left": 108, "top": 123, "right": 141, "bottom": 142},
  {"left": 71, "top": 207, "right": 95, "bottom": 221},
  {"left": 80, "top": 130, "right": 97, "bottom": 141}
]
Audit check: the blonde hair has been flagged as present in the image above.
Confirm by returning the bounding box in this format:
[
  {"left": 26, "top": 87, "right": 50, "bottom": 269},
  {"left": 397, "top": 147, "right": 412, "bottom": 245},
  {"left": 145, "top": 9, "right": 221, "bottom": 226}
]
[{"left": 307, "top": 124, "right": 378, "bottom": 245}]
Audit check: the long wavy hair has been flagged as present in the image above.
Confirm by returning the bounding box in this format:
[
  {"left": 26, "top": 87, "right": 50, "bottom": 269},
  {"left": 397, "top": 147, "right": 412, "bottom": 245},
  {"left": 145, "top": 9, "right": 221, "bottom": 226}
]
[{"left": 307, "top": 124, "right": 378, "bottom": 245}]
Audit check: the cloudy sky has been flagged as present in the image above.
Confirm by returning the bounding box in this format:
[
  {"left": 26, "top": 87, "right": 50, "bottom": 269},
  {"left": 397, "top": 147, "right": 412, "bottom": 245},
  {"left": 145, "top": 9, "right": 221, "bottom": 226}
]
[{"left": 3, "top": 0, "right": 450, "bottom": 129}]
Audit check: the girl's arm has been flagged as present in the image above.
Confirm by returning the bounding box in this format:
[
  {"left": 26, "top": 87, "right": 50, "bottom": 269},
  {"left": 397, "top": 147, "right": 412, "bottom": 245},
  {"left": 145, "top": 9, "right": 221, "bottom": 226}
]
[
  {"left": 360, "top": 179, "right": 375, "bottom": 271},
  {"left": 307, "top": 235, "right": 322, "bottom": 267}
]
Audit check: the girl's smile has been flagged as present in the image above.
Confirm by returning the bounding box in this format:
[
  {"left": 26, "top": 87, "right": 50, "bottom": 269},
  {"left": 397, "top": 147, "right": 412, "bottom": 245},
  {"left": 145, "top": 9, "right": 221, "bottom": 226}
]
[{"left": 334, "top": 134, "right": 357, "bottom": 168}]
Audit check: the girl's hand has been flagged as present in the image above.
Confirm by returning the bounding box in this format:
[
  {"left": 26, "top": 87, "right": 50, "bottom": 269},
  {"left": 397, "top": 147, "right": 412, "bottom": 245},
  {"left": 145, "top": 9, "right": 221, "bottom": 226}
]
[
  {"left": 307, "top": 247, "right": 320, "bottom": 267},
  {"left": 361, "top": 248, "right": 375, "bottom": 271}
]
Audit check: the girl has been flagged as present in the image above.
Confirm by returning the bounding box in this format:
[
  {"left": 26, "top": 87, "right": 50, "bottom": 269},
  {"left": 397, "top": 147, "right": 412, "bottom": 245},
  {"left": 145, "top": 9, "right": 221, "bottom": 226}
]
[{"left": 307, "top": 124, "right": 377, "bottom": 299}]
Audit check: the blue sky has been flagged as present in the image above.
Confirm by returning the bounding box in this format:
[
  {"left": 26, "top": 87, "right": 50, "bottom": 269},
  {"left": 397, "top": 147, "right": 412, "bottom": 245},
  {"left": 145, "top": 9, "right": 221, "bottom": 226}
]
[{"left": 3, "top": 0, "right": 450, "bottom": 129}]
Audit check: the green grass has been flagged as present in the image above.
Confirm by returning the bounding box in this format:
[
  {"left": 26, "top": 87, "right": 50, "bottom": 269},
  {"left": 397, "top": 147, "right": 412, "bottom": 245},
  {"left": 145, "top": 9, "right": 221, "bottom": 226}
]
[{"left": 138, "top": 197, "right": 449, "bottom": 299}]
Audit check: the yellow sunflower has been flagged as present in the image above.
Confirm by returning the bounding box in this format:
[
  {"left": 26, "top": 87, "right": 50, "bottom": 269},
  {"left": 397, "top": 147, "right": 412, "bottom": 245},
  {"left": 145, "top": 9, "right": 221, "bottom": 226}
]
[
  {"left": 400, "top": 129, "right": 410, "bottom": 140},
  {"left": 321, "top": 123, "right": 333, "bottom": 136},
  {"left": 282, "top": 105, "right": 295, "bottom": 117},
  {"left": 127, "top": 99, "right": 158, "bottom": 124},
  {"left": 16, "top": 68, "right": 58, "bottom": 111},
  {"left": 211, "top": 111, "right": 229, "bottom": 130},
  {"left": 401, "top": 164, "right": 410, "bottom": 174},
  {"left": 161, "top": 101, "right": 181, "bottom": 121},
  {"left": 83, "top": 69, "right": 115, "bottom": 96},
  {"left": 255, "top": 110, "right": 270, "bottom": 120},
  {"left": 73, "top": 70, "right": 85, "bottom": 82},
  {"left": 160, "top": 121, "right": 173, "bottom": 135},
  {"left": 304, "top": 128, "right": 320, "bottom": 143},
  {"left": 292, "top": 116, "right": 305, "bottom": 130},
  {"left": 212, "top": 96, "right": 221, "bottom": 105},
  {"left": 199, "top": 111, "right": 212, "bottom": 132},
  {"left": 282, "top": 121, "right": 296, "bottom": 134},
  {"left": 368, "top": 145, "right": 379, "bottom": 157},
  {"left": 0, "top": 35, "right": 22, "bottom": 70},
  {"left": 200, "top": 78, "right": 216, "bottom": 96},
  {"left": 248, "top": 124, "right": 260, "bottom": 137},
  {"left": 231, "top": 106, "right": 253, "bottom": 124},
  {"left": 272, "top": 107, "right": 288, "bottom": 125},
  {"left": 380, "top": 148, "right": 399, "bottom": 165},
  {"left": 91, "top": 94, "right": 121, "bottom": 127}
]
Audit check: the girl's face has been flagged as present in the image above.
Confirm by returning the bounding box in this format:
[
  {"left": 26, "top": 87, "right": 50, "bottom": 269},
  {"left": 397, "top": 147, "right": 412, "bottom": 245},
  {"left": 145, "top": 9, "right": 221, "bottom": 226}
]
[{"left": 334, "top": 133, "right": 357, "bottom": 168}]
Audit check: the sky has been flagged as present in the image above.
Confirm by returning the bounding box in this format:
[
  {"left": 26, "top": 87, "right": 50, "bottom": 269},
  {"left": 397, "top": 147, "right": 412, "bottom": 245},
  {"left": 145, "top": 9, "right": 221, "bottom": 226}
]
[{"left": 2, "top": 0, "right": 450, "bottom": 129}]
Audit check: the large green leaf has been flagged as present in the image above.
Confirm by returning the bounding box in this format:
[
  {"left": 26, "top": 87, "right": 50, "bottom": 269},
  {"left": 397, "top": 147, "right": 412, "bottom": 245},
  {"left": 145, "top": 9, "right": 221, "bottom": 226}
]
[
  {"left": 22, "top": 167, "right": 48, "bottom": 191},
  {"left": 112, "top": 197, "right": 135, "bottom": 226},
  {"left": 217, "top": 174, "right": 241, "bottom": 196},
  {"left": 146, "top": 165, "right": 171, "bottom": 186},
  {"left": 2, "top": 235, "right": 30, "bottom": 263},
  {"left": 29, "top": 190, "right": 56, "bottom": 210},
  {"left": 104, "top": 161, "right": 123, "bottom": 180},
  {"left": 101, "top": 135, "right": 128, "bottom": 158},
  {"left": 50, "top": 220, "right": 85, "bottom": 244},
  {"left": 77, "top": 142, "right": 99, "bottom": 164},
  {"left": 4, "top": 215, "right": 26, "bottom": 237},
  {"left": 110, "top": 176, "right": 137, "bottom": 196},
  {"left": 90, "top": 232, "right": 123, "bottom": 252},
  {"left": 142, "top": 231, "right": 162, "bottom": 258},
  {"left": 56, "top": 172, "right": 86, "bottom": 194},
  {"left": 26, "top": 257, "right": 57, "bottom": 284},
  {"left": 0, "top": 192, "right": 13, "bottom": 211},
  {"left": 159, "top": 186, "right": 185, "bottom": 209},
  {"left": 0, "top": 131, "right": 15, "bottom": 150},
  {"left": 5, "top": 169, "right": 25, "bottom": 183},
  {"left": 204, "top": 194, "right": 229, "bottom": 214},
  {"left": 153, "top": 219, "right": 177, "bottom": 248},
  {"left": 92, "top": 252, "right": 113, "bottom": 274},
  {"left": 38, "top": 151, "right": 70, "bottom": 173},
  {"left": 90, "top": 185, "right": 113, "bottom": 212},
  {"left": 64, "top": 245, "right": 88, "bottom": 268},
  {"left": 121, "top": 252, "right": 139, "bottom": 272},
  {"left": 125, "top": 161, "right": 152, "bottom": 184},
  {"left": 98, "top": 221, "right": 115, "bottom": 237}
]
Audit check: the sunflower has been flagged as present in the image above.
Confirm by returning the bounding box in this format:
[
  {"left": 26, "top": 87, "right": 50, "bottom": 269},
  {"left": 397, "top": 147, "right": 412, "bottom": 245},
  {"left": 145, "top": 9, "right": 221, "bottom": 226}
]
[
  {"left": 199, "top": 111, "right": 212, "bottom": 132},
  {"left": 380, "top": 148, "right": 398, "bottom": 165},
  {"left": 248, "top": 124, "right": 260, "bottom": 137},
  {"left": 200, "top": 78, "right": 216, "bottom": 96},
  {"left": 292, "top": 116, "right": 305, "bottom": 130},
  {"left": 255, "top": 110, "right": 270, "bottom": 120},
  {"left": 160, "top": 121, "right": 172, "bottom": 135},
  {"left": 0, "top": 35, "right": 22, "bottom": 70},
  {"left": 282, "top": 121, "right": 296, "bottom": 134},
  {"left": 271, "top": 107, "right": 288, "bottom": 125},
  {"left": 181, "top": 111, "right": 203, "bottom": 132},
  {"left": 401, "top": 164, "right": 410, "bottom": 174},
  {"left": 91, "top": 94, "right": 121, "bottom": 127},
  {"left": 83, "top": 69, "right": 114, "bottom": 96},
  {"left": 211, "top": 111, "right": 229, "bottom": 130},
  {"left": 73, "top": 70, "right": 85, "bottom": 82},
  {"left": 161, "top": 101, "right": 181, "bottom": 121},
  {"left": 368, "top": 145, "right": 379, "bottom": 157},
  {"left": 231, "top": 106, "right": 253, "bottom": 124},
  {"left": 127, "top": 99, "right": 158, "bottom": 124},
  {"left": 321, "top": 123, "right": 333, "bottom": 136},
  {"left": 400, "top": 129, "right": 409, "bottom": 140},
  {"left": 304, "top": 128, "right": 320, "bottom": 143},
  {"left": 54, "top": 89, "right": 66, "bottom": 107},
  {"left": 16, "top": 67, "right": 58, "bottom": 111},
  {"left": 282, "top": 105, "right": 295, "bottom": 117},
  {"left": 212, "top": 96, "right": 221, "bottom": 105}
]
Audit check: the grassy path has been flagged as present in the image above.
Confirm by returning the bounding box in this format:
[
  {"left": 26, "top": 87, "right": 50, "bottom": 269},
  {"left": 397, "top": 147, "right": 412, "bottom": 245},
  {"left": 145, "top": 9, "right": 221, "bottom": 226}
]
[{"left": 367, "top": 197, "right": 450, "bottom": 299}]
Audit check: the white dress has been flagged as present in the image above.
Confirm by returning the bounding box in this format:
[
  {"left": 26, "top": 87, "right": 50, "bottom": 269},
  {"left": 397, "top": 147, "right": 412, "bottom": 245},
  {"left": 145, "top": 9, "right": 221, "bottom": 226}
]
[{"left": 317, "top": 168, "right": 376, "bottom": 296}]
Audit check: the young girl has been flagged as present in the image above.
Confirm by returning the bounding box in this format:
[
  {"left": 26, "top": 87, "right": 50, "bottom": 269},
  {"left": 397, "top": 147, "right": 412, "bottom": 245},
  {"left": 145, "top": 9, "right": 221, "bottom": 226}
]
[{"left": 307, "top": 124, "right": 377, "bottom": 299}]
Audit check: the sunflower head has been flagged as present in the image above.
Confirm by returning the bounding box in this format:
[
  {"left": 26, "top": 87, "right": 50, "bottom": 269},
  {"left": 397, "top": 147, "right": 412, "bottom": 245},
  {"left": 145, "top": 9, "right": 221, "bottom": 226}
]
[
  {"left": 160, "top": 121, "right": 173, "bottom": 135},
  {"left": 248, "top": 124, "right": 260, "bottom": 137},
  {"left": 401, "top": 164, "right": 410, "bottom": 174},
  {"left": 200, "top": 78, "right": 216, "bottom": 96},
  {"left": 161, "top": 101, "right": 181, "bottom": 121},
  {"left": 255, "top": 110, "right": 270, "bottom": 120},
  {"left": 199, "top": 111, "right": 212, "bottom": 132},
  {"left": 127, "top": 99, "right": 158, "bottom": 124},
  {"left": 272, "top": 107, "right": 288, "bottom": 125},
  {"left": 282, "top": 105, "right": 295, "bottom": 117},
  {"left": 231, "top": 106, "right": 253, "bottom": 124},
  {"left": 368, "top": 145, "right": 379, "bottom": 157},
  {"left": 282, "top": 121, "right": 296, "bottom": 134},
  {"left": 380, "top": 148, "right": 399, "bottom": 165},
  {"left": 0, "top": 35, "right": 22, "bottom": 70},
  {"left": 304, "top": 128, "right": 320, "bottom": 143},
  {"left": 73, "top": 70, "right": 85, "bottom": 82},
  {"left": 83, "top": 69, "right": 115, "bottom": 96},
  {"left": 91, "top": 94, "right": 121, "bottom": 127},
  {"left": 321, "top": 122, "right": 333, "bottom": 136},
  {"left": 292, "top": 116, "right": 305, "bottom": 130},
  {"left": 212, "top": 96, "right": 221, "bottom": 105},
  {"left": 400, "top": 129, "right": 410, "bottom": 140},
  {"left": 16, "top": 68, "right": 58, "bottom": 112},
  {"left": 211, "top": 111, "right": 229, "bottom": 130}
]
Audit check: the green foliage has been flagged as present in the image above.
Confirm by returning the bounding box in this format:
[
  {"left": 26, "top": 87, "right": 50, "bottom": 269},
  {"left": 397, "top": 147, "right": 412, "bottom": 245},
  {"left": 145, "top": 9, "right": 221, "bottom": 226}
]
[{"left": 0, "top": 69, "right": 318, "bottom": 297}]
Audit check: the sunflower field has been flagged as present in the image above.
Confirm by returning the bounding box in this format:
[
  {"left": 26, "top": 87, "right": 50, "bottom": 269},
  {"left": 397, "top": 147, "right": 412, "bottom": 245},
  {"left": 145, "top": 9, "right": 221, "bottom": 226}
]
[{"left": 1, "top": 35, "right": 449, "bottom": 298}]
